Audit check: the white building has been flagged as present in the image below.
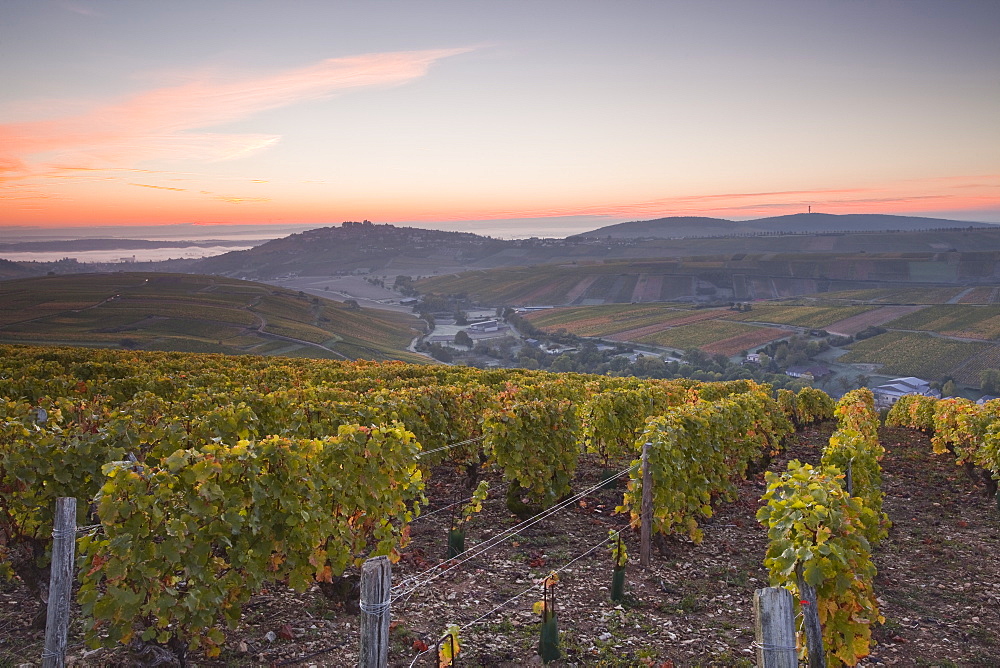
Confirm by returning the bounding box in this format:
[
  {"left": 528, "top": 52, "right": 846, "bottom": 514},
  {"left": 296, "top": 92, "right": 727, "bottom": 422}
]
[
  {"left": 468, "top": 319, "right": 502, "bottom": 333},
  {"left": 872, "top": 377, "right": 941, "bottom": 408}
]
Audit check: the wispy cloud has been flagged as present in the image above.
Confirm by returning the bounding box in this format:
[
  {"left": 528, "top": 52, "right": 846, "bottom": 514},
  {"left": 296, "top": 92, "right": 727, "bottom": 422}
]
[
  {"left": 0, "top": 48, "right": 471, "bottom": 175},
  {"left": 129, "top": 183, "right": 186, "bottom": 192},
  {"left": 215, "top": 196, "right": 271, "bottom": 204},
  {"left": 431, "top": 178, "right": 1000, "bottom": 222}
]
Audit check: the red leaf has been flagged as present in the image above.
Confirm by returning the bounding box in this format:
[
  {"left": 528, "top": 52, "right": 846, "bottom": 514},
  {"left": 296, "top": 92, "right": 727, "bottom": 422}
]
[{"left": 277, "top": 623, "right": 294, "bottom": 640}]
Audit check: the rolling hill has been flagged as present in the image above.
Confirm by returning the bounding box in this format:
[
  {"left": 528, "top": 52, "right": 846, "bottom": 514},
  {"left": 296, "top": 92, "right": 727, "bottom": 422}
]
[
  {"left": 576, "top": 212, "right": 998, "bottom": 239},
  {"left": 0, "top": 272, "right": 428, "bottom": 362}
]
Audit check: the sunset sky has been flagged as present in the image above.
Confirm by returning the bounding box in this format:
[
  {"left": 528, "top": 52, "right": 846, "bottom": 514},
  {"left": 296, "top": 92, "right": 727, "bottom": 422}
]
[{"left": 2, "top": 0, "right": 999, "bottom": 234}]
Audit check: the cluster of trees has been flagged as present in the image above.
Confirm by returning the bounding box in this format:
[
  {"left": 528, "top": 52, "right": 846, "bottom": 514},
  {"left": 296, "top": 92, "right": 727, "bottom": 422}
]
[
  {"left": 981, "top": 369, "right": 1000, "bottom": 394},
  {"left": 393, "top": 275, "right": 418, "bottom": 296},
  {"left": 753, "top": 335, "right": 831, "bottom": 371},
  {"left": 436, "top": 331, "right": 824, "bottom": 392}
]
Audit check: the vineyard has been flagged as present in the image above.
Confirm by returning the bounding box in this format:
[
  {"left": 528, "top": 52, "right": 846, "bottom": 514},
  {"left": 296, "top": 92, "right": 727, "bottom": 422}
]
[
  {"left": 0, "top": 274, "right": 425, "bottom": 362},
  {"left": 2, "top": 344, "right": 999, "bottom": 665},
  {"left": 817, "top": 288, "right": 968, "bottom": 304},
  {"left": 840, "top": 331, "right": 991, "bottom": 379},
  {"left": 630, "top": 320, "right": 786, "bottom": 356},
  {"left": 722, "top": 304, "right": 875, "bottom": 329},
  {"left": 881, "top": 304, "right": 1000, "bottom": 341},
  {"left": 522, "top": 304, "right": 698, "bottom": 338}
]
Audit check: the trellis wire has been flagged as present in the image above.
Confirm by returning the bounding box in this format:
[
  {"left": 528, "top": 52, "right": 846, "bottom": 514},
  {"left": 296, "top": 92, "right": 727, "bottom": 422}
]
[
  {"left": 392, "top": 463, "right": 636, "bottom": 601},
  {"left": 415, "top": 435, "right": 484, "bottom": 460},
  {"left": 405, "top": 524, "right": 630, "bottom": 667},
  {"left": 410, "top": 496, "right": 471, "bottom": 523}
]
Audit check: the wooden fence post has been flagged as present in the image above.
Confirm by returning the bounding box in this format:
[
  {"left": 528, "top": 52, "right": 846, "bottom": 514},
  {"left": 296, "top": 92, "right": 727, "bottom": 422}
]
[
  {"left": 753, "top": 587, "right": 798, "bottom": 667},
  {"left": 640, "top": 442, "right": 652, "bottom": 568},
  {"left": 43, "top": 497, "right": 77, "bottom": 668},
  {"left": 796, "top": 566, "right": 826, "bottom": 668},
  {"left": 359, "top": 556, "right": 392, "bottom": 668},
  {"left": 845, "top": 460, "right": 854, "bottom": 497}
]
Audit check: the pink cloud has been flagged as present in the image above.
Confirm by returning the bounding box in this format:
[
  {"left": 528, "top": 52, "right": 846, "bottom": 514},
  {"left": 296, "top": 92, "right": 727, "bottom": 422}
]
[
  {"left": 129, "top": 183, "right": 186, "bottom": 192},
  {"left": 421, "top": 179, "right": 999, "bottom": 222},
  {"left": 0, "top": 48, "right": 471, "bottom": 172}
]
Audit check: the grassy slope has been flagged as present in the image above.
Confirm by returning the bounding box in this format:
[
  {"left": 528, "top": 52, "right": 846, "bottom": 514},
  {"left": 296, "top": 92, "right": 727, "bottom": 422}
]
[{"left": 0, "top": 273, "right": 426, "bottom": 362}]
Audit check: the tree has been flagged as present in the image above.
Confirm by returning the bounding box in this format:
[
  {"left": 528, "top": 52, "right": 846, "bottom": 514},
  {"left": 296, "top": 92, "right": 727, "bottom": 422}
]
[
  {"left": 454, "top": 330, "right": 473, "bottom": 347},
  {"left": 344, "top": 299, "right": 360, "bottom": 310},
  {"left": 427, "top": 343, "right": 454, "bottom": 363},
  {"left": 941, "top": 380, "right": 957, "bottom": 397},
  {"left": 550, "top": 354, "right": 576, "bottom": 372},
  {"left": 980, "top": 369, "right": 1000, "bottom": 394},
  {"left": 119, "top": 337, "right": 140, "bottom": 350}
]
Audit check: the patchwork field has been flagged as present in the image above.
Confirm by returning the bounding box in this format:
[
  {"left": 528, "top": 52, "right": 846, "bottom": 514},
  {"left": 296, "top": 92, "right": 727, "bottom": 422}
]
[
  {"left": 823, "top": 305, "right": 928, "bottom": 336},
  {"left": 524, "top": 303, "right": 788, "bottom": 355}
]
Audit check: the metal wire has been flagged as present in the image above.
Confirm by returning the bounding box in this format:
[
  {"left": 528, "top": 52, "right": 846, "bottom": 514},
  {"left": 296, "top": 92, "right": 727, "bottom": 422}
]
[{"left": 392, "top": 464, "right": 636, "bottom": 601}]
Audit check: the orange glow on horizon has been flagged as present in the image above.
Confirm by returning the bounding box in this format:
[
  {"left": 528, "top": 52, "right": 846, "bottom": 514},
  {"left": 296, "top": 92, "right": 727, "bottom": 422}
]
[{"left": 2, "top": 183, "right": 998, "bottom": 229}]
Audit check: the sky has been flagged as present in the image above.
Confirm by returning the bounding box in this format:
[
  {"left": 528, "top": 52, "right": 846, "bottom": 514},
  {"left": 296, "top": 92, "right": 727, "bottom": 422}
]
[{"left": 2, "top": 0, "right": 999, "bottom": 237}]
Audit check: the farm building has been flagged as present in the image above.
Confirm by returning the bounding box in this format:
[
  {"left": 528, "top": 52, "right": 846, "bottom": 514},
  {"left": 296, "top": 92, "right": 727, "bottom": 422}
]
[
  {"left": 785, "top": 364, "right": 832, "bottom": 380},
  {"left": 468, "top": 319, "right": 502, "bottom": 332},
  {"left": 872, "top": 377, "right": 941, "bottom": 408}
]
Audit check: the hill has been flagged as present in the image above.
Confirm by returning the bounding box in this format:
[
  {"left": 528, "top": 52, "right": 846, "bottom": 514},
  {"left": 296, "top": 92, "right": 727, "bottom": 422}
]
[
  {"left": 0, "top": 272, "right": 427, "bottom": 362},
  {"left": 189, "top": 221, "right": 1000, "bottom": 282},
  {"left": 189, "top": 221, "right": 508, "bottom": 279},
  {"left": 577, "top": 212, "right": 997, "bottom": 239},
  {"left": 416, "top": 251, "right": 1000, "bottom": 306}
]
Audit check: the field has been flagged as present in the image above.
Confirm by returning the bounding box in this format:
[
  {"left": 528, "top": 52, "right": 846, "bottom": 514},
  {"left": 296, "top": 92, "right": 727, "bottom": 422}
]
[
  {"left": 0, "top": 273, "right": 426, "bottom": 361},
  {"left": 958, "top": 286, "right": 1000, "bottom": 303},
  {"left": 823, "top": 305, "right": 927, "bottom": 336},
  {"left": 819, "top": 287, "right": 969, "bottom": 304},
  {"left": 524, "top": 303, "right": 702, "bottom": 338},
  {"left": 523, "top": 304, "right": 790, "bottom": 355},
  {"left": 840, "top": 331, "right": 990, "bottom": 379},
  {"left": 723, "top": 304, "right": 875, "bottom": 328},
  {"left": 418, "top": 250, "right": 1000, "bottom": 307},
  {"left": 630, "top": 320, "right": 787, "bottom": 355},
  {"left": 883, "top": 304, "right": 1000, "bottom": 341},
  {"left": 951, "top": 345, "right": 1000, "bottom": 386}
]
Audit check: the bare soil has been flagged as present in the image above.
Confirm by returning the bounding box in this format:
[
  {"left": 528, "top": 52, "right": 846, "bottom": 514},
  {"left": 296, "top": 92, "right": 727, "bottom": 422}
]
[{"left": 2, "top": 423, "right": 998, "bottom": 667}]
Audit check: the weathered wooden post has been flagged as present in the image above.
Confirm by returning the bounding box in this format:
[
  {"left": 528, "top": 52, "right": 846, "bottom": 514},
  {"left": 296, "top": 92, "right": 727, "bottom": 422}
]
[
  {"left": 359, "top": 556, "right": 392, "bottom": 668},
  {"left": 795, "top": 566, "right": 826, "bottom": 668},
  {"left": 845, "top": 460, "right": 854, "bottom": 497},
  {"left": 43, "top": 497, "right": 77, "bottom": 668},
  {"left": 640, "top": 442, "right": 652, "bottom": 568},
  {"left": 753, "top": 586, "right": 798, "bottom": 667}
]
